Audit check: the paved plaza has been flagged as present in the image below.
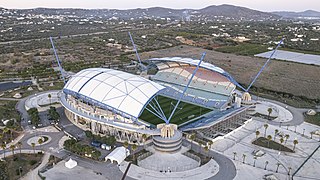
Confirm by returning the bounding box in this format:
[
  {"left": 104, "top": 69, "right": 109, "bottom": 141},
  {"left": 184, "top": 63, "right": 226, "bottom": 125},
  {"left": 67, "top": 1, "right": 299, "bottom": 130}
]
[{"left": 138, "top": 146, "right": 200, "bottom": 172}]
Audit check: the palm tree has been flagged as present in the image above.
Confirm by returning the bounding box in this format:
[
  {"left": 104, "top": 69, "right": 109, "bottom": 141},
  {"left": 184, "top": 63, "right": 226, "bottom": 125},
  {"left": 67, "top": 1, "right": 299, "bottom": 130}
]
[
  {"left": 17, "top": 142, "right": 22, "bottom": 155},
  {"left": 204, "top": 146, "right": 209, "bottom": 157},
  {"left": 131, "top": 144, "right": 137, "bottom": 161},
  {"left": 1, "top": 143, "right": 6, "bottom": 158},
  {"left": 141, "top": 134, "right": 147, "bottom": 148},
  {"left": 190, "top": 133, "right": 196, "bottom": 150},
  {"left": 276, "top": 162, "right": 281, "bottom": 173},
  {"left": 48, "top": 93, "right": 52, "bottom": 106},
  {"left": 38, "top": 138, "right": 44, "bottom": 152},
  {"left": 293, "top": 139, "right": 298, "bottom": 151},
  {"left": 267, "top": 107, "right": 273, "bottom": 120},
  {"left": 31, "top": 143, "right": 36, "bottom": 154},
  {"left": 267, "top": 135, "right": 272, "bottom": 147},
  {"left": 242, "top": 154, "right": 246, "bottom": 164},
  {"left": 198, "top": 141, "right": 203, "bottom": 154},
  {"left": 264, "top": 161, "right": 269, "bottom": 170},
  {"left": 284, "top": 134, "right": 290, "bottom": 144},
  {"left": 3, "top": 127, "right": 9, "bottom": 139},
  {"left": 274, "top": 129, "right": 279, "bottom": 141},
  {"left": 279, "top": 138, "right": 284, "bottom": 151},
  {"left": 208, "top": 141, "right": 213, "bottom": 149},
  {"left": 10, "top": 145, "right": 15, "bottom": 155},
  {"left": 288, "top": 167, "right": 292, "bottom": 175},
  {"left": 255, "top": 130, "right": 260, "bottom": 139},
  {"left": 233, "top": 152, "right": 237, "bottom": 160},
  {"left": 264, "top": 124, "right": 269, "bottom": 137}
]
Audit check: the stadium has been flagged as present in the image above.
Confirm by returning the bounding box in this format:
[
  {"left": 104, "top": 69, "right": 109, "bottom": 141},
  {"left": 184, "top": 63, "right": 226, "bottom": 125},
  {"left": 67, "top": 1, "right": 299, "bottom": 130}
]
[{"left": 60, "top": 57, "right": 253, "bottom": 145}]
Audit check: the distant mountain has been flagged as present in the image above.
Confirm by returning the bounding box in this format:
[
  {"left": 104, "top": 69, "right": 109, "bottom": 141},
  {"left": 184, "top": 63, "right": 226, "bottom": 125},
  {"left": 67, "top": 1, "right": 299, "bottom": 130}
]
[
  {"left": 272, "top": 10, "right": 320, "bottom": 19},
  {"left": 199, "top": 4, "right": 278, "bottom": 19},
  {"left": 0, "top": 4, "right": 280, "bottom": 21}
]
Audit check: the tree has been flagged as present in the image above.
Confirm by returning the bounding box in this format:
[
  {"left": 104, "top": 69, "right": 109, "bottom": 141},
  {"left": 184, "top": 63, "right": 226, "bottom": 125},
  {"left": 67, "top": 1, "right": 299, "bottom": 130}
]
[
  {"left": 276, "top": 162, "right": 281, "bottom": 173},
  {"left": 242, "top": 154, "right": 246, "bottom": 164},
  {"left": 208, "top": 141, "right": 213, "bottom": 149},
  {"left": 123, "top": 141, "right": 129, "bottom": 156},
  {"left": 131, "top": 144, "right": 137, "bottom": 161},
  {"left": 190, "top": 133, "right": 196, "bottom": 150},
  {"left": 293, "top": 139, "right": 298, "bottom": 151},
  {"left": 264, "top": 124, "right": 269, "bottom": 137},
  {"left": 255, "top": 130, "right": 260, "bottom": 139},
  {"left": 284, "top": 134, "right": 290, "bottom": 144},
  {"left": 264, "top": 161, "right": 269, "bottom": 170},
  {"left": 279, "top": 138, "right": 284, "bottom": 151},
  {"left": 142, "top": 134, "right": 147, "bottom": 148},
  {"left": 31, "top": 143, "right": 36, "bottom": 154},
  {"left": 84, "top": 131, "right": 93, "bottom": 139},
  {"left": 233, "top": 152, "right": 237, "bottom": 160},
  {"left": 17, "top": 142, "right": 22, "bottom": 155},
  {"left": 274, "top": 129, "right": 279, "bottom": 141},
  {"left": 48, "top": 94, "right": 52, "bottom": 106},
  {"left": 38, "top": 138, "right": 44, "bottom": 152},
  {"left": 3, "top": 127, "right": 9, "bottom": 139},
  {"left": 1, "top": 144, "right": 6, "bottom": 158},
  {"left": 10, "top": 145, "right": 15, "bottom": 155},
  {"left": 267, "top": 107, "right": 273, "bottom": 120},
  {"left": 204, "top": 146, "right": 209, "bottom": 157},
  {"left": 267, "top": 135, "right": 272, "bottom": 147}
]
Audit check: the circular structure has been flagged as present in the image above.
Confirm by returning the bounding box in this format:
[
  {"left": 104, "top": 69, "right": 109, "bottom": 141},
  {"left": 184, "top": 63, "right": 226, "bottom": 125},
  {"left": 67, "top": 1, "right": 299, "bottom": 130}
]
[
  {"left": 25, "top": 91, "right": 60, "bottom": 111},
  {"left": 152, "top": 124, "right": 182, "bottom": 152},
  {"left": 27, "top": 135, "right": 51, "bottom": 146}
]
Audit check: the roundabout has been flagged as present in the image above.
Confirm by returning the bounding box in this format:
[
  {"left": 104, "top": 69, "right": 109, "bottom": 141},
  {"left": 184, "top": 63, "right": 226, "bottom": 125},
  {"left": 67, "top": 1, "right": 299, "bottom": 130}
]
[{"left": 27, "top": 135, "right": 51, "bottom": 147}]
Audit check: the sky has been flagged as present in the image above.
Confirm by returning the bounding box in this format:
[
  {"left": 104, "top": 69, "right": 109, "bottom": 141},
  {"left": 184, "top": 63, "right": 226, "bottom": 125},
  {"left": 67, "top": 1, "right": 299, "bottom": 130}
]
[{"left": 0, "top": 0, "right": 319, "bottom": 12}]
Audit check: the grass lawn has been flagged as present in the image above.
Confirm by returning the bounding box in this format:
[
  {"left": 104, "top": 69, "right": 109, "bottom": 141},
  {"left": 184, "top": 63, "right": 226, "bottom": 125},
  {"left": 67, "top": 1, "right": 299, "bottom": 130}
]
[
  {"left": 139, "top": 96, "right": 212, "bottom": 126},
  {"left": 0, "top": 153, "right": 44, "bottom": 180},
  {"left": 304, "top": 113, "right": 320, "bottom": 126},
  {"left": 252, "top": 137, "right": 294, "bottom": 153}
]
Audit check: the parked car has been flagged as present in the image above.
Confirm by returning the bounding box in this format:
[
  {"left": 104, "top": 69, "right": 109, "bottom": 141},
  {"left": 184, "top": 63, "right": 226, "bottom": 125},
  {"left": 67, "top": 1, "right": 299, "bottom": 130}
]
[
  {"left": 101, "top": 144, "right": 112, "bottom": 150},
  {"left": 91, "top": 141, "right": 102, "bottom": 148}
]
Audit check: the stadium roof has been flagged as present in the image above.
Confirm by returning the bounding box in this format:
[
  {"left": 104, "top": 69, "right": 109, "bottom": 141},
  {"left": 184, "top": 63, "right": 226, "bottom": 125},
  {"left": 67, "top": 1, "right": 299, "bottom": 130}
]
[
  {"left": 147, "top": 57, "right": 244, "bottom": 90},
  {"left": 63, "top": 68, "right": 165, "bottom": 118}
]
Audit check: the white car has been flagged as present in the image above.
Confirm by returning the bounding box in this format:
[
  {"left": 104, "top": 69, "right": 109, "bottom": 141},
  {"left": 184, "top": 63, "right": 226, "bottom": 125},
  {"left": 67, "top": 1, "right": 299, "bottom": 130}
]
[{"left": 101, "top": 144, "right": 112, "bottom": 150}]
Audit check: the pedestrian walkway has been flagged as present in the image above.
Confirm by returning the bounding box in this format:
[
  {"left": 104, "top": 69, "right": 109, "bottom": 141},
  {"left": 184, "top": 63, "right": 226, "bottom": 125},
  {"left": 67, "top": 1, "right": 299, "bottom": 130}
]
[
  {"left": 21, "top": 152, "right": 50, "bottom": 180},
  {"left": 119, "top": 159, "right": 219, "bottom": 180}
]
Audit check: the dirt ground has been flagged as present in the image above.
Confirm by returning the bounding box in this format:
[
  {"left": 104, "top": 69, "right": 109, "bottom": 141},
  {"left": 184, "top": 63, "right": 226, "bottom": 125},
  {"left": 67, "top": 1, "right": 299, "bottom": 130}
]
[{"left": 133, "top": 45, "right": 320, "bottom": 100}]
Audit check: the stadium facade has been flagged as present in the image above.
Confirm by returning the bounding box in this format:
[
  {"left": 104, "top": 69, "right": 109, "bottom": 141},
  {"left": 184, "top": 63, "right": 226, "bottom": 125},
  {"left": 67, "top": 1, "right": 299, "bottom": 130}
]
[{"left": 60, "top": 57, "right": 254, "bottom": 144}]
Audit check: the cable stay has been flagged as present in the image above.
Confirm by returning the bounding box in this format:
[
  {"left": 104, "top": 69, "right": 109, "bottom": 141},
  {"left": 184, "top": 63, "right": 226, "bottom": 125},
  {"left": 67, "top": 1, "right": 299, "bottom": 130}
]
[
  {"left": 245, "top": 38, "right": 284, "bottom": 92},
  {"left": 167, "top": 52, "right": 206, "bottom": 124},
  {"left": 128, "top": 32, "right": 147, "bottom": 71},
  {"left": 49, "top": 36, "right": 66, "bottom": 84}
]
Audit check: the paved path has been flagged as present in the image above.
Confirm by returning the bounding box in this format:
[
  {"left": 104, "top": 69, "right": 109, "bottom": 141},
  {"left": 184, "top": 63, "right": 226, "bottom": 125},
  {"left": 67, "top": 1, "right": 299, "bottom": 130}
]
[
  {"left": 22, "top": 152, "right": 51, "bottom": 180},
  {"left": 0, "top": 97, "right": 20, "bottom": 101},
  {"left": 253, "top": 98, "right": 305, "bottom": 126}
]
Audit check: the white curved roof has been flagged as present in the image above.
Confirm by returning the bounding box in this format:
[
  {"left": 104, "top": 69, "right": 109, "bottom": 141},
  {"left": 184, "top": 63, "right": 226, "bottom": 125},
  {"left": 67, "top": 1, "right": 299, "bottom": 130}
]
[
  {"left": 105, "top": 146, "right": 130, "bottom": 164},
  {"left": 148, "top": 57, "right": 226, "bottom": 74},
  {"left": 63, "top": 68, "right": 165, "bottom": 118}
]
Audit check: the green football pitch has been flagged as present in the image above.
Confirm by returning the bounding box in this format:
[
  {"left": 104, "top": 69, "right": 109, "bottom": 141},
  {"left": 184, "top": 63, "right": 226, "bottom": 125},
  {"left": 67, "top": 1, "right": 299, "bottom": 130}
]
[{"left": 139, "top": 95, "right": 212, "bottom": 126}]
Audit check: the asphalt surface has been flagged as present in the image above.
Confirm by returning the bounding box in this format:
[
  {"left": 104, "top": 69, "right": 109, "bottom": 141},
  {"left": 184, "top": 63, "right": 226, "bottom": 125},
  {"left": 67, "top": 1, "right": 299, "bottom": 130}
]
[{"left": 183, "top": 140, "right": 237, "bottom": 180}]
